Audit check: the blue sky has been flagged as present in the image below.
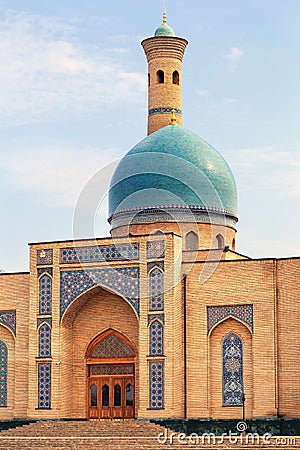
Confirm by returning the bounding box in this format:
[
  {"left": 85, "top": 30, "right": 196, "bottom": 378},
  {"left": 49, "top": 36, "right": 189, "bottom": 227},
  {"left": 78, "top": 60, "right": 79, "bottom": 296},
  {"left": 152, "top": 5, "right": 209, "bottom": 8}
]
[{"left": 0, "top": 0, "right": 299, "bottom": 271}]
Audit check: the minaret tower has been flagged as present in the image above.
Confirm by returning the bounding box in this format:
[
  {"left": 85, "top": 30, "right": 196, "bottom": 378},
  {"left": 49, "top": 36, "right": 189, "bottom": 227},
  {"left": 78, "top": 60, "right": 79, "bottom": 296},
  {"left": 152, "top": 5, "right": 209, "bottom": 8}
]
[{"left": 141, "top": 11, "right": 188, "bottom": 135}]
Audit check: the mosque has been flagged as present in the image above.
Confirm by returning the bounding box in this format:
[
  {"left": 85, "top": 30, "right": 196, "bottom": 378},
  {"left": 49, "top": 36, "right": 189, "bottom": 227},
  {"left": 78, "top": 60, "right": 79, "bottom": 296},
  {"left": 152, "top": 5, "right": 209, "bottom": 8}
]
[{"left": 0, "top": 13, "right": 299, "bottom": 423}]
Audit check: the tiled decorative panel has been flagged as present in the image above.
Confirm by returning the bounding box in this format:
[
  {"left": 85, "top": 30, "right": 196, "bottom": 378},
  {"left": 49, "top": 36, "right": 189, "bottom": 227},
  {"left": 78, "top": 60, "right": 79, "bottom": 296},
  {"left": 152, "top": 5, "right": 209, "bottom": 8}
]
[
  {"left": 60, "top": 267, "right": 140, "bottom": 317},
  {"left": 207, "top": 305, "right": 253, "bottom": 333},
  {"left": 149, "top": 361, "right": 164, "bottom": 409},
  {"left": 148, "top": 106, "right": 182, "bottom": 116},
  {"left": 147, "top": 261, "right": 164, "bottom": 273},
  {"left": 37, "top": 249, "right": 53, "bottom": 266},
  {"left": 38, "top": 363, "right": 51, "bottom": 409},
  {"left": 223, "top": 333, "right": 243, "bottom": 406},
  {"left": 149, "top": 320, "right": 164, "bottom": 356},
  {"left": 60, "top": 244, "right": 139, "bottom": 264},
  {"left": 147, "top": 241, "right": 165, "bottom": 259},
  {"left": 38, "top": 268, "right": 53, "bottom": 278},
  {"left": 0, "top": 341, "right": 8, "bottom": 407},
  {"left": 90, "top": 364, "right": 134, "bottom": 375},
  {"left": 38, "top": 324, "right": 51, "bottom": 358},
  {"left": 91, "top": 333, "right": 134, "bottom": 358},
  {"left": 39, "top": 275, "right": 52, "bottom": 315},
  {"left": 37, "top": 317, "right": 52, "bottom": 328},
  {"left": 0, "top": 310, "right": 16, "bottom": 336},
  {"left": 147, "top": 313, "right": 164, "bottom": 326},
  {"left": 149, "top": 268, "right": 164, "bottom": 311}
]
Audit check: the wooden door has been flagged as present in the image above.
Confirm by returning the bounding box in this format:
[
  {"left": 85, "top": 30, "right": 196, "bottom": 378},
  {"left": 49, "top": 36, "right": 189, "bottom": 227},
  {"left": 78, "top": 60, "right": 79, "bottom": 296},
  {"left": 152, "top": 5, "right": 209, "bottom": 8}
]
[{"left": 88, "top": 372, "right": 134, "bottom": 419}]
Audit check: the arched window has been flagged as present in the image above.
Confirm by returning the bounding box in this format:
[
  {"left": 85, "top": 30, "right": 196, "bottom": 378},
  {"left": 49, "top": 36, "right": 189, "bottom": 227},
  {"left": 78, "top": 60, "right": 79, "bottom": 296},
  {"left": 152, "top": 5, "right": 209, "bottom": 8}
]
[
  {"left": 149, "top": 320, "right": 164, "bottom": 356},
  {"left": 126, "top": 383, "right": 133, "bottom": 406},
  {"left": 38, "top": 323, "right": 51, "bottom": 358},
  {"left": 216, "top": 233, "right": 224, "bottom": 249},
  {"left": 173, "top": 70, "right": 179, "bottom": 85},
  {"left": 39, "top": 274, "right": 52, "bottom": 315},
  {"left": 90, "top": 384, "right": 97, "bottom": 406},
  {"left": 149, "top": 268, "right": 164, "bottom": 310},
  {"left": 114, "top": 384, "right": 122, "bottom": 406},
  {"left": 0, "top": 340, "right": 8, "bottom": 406},
  {"left": 156, "top": 70, "right": 164, "bottom": 83},
  {"left": 185, "top": 231, "right": 199, "bottom": 250},
  {"left": 232, "top": 238, "right": 236, "bottom": 251},
  {"left": 102, "top": 384, "right": 109, "bottom": 407},
  {"left": 222, "top": 333, "right": 244, "bottom": 406}
]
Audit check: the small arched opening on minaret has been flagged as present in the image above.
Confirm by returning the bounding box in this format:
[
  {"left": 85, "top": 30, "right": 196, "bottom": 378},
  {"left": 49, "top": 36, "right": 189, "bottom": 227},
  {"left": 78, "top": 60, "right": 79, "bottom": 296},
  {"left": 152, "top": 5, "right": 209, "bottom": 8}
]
[
  {"left": 156, "top": 70, "right": 164, "bottom": 84},
  {"left": 216, "top": 233, "right": 225, "bottom": 249},
  {"left": 173, "top": 70, "right": 179, "bottom": 85}
]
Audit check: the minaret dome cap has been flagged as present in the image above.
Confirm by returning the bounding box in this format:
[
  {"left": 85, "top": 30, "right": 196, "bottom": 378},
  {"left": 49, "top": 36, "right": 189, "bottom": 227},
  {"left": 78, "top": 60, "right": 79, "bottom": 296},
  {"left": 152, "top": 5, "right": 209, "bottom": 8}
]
[{"left": 154, "top": 11, "right": 175, "bottom": 37}]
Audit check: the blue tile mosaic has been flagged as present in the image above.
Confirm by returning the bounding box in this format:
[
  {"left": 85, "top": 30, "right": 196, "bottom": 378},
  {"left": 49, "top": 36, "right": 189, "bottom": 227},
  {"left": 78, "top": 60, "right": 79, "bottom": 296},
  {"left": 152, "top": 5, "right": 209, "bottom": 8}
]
[
  {"left": 207, "top": 305, "right": 253, "bottom": 333},
  {"left": 223, "top": 333, "right": 243, "bottom": 406},
  {"left": 60, "top": 267, "right": 140, "bottom": 317},
  {"left": 149, "top": 361, "right": 164, "bottom": 409},
  {"left": 148, "top": 107, "right": 182, "bottom": 116},
  {"left": 38, "top": 268, "right": 53, "bottom": 278},
  {"left": 38, "top": 363, "right": 51, "bottom": 409},
  {"left": 147, "top": 313, "right": 164, "bottom": 326},
  {"left": 39, "top": 275, "right": 52, "bottom": 315},
  {"left": 149, "top": 320, "right": 164, "bottom": 356},
  {"left": 0, "top": 311, "right": 16, "bottom": 336},
  {"left": 147, "top": 241, "right": 165, "bottom": 259},
  {"left": 38, "top": 323, "right": 51, "bottom": 358},
  {"left": 0, "top": 341, "right": 7, "bottom": 407},
  {"left": 37, "top": 317, "right": 52, "bottom": 328},
  {"left": 37, "top": 249, "right": 53, "bottom": 266},
  {"left": 149, "top": 268, "right": 164, "bottom": 311},
  {"left": 60, "top": 244, "right": 139, "bottom": 264}
]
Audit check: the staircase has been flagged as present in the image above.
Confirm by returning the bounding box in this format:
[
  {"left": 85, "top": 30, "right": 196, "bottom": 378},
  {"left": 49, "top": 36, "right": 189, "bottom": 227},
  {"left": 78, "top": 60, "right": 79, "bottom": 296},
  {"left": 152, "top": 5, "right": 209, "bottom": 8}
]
[{"left": 0, "top": 419, "right": 299, "bottom": 449}]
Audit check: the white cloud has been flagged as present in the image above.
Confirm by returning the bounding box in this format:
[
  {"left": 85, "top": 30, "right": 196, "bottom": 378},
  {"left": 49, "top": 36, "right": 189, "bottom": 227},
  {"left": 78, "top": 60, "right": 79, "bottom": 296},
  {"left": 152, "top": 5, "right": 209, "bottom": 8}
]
[
  {"left": 0, "top": 11, "right": 146, "bottom": 123},
  {"left": 197, "top": 89, "right": 209, "bottom": 96},
  {"left": 0, "top": 144, "right": 122, "bottom": 208},
  {"left": 230, "top": 143, "right": 300, "bottom": 196},
  {"left": 225, "top": 47, "right": 244, "bottom": 61}
]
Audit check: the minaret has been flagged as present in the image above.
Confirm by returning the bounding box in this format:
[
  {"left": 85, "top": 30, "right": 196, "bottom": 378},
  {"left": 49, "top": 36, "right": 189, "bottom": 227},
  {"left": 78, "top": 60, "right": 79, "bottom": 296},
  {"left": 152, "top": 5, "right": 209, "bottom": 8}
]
[{"left": 141, "top": 11, "right": 188, "bottom": 135}]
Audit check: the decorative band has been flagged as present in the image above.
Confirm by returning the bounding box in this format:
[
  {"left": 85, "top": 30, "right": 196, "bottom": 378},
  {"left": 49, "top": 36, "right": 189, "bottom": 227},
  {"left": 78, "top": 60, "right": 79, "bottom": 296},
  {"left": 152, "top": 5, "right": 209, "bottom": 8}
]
[{"left": 149, "top": 107, "right": 182, "bottom": 116}]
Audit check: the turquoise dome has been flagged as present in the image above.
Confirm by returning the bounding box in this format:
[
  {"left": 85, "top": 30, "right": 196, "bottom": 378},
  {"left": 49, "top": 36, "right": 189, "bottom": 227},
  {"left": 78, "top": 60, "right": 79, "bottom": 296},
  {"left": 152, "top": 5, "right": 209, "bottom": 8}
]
[
  {"left": 108, "top": 124, "right": 238, "bottom": 224},
  {"left": 154, "top": 23, "right": 175, "bottom": 37}
]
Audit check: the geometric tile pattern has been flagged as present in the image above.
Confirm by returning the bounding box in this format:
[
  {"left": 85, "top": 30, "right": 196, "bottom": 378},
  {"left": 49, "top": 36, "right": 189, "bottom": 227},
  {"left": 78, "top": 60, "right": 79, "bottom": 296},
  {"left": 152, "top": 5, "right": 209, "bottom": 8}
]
[
  {"left": 37, "top": 249, "right": 53, "bottom": 266},
  {"left": 37, "top": 317, "right": 52, "bottom": 328},
  {"left": 149, "top": 320, "right": 164, "bottom": 356},
  {"left": 207, "top": 305, "right": 253, "bottom": 333},
  {"left": 149, "top": 361, "right": 164, "bottom": 409},
  {"left": 222, "top": 333, "right": 244, "bottom": 406},
  {"left": 149, "top": 268, "right": 164, "bottom": 311},
  {"left": 90, "top": 364, "right": 134, "bottom": 375},
  {"left": 0, "top": 341, "right": 7, "bottom": 406},
  {"left": 38, "top": 363, "right": 51, "bottom": 409},
  {"left": 147, "top": 313, "right": 164, "bottom": 326},
  {"left": 91, "top": 333, "right": 134, "bottom": 358},
  {"left": 39, "top": 275, "right": 52, "bottom": 315},
  {"left": 148, "top": 106, "right": 182, "bottom": 116},
  {"left": 147, "top": 241, "right": 165, "bottom": 259},
  {"left": 0, "top": 310, "right": 16, "bottom": 336},
  {"left": 60, "top": 244, "right": 139, "bottom": 264},
  {"left": 38, "top": 323, "right": 51, "bottom": 358},
  {"left": 37, "top": 268, "right": 53, "bottom": 278},
  {"left": 60, "top": 267, "right": 140, "bottom": 317}
]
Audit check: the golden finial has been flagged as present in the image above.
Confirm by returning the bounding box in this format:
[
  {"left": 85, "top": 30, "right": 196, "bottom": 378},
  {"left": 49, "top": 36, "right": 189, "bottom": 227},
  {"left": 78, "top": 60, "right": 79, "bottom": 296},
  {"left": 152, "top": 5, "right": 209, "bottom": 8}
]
[
  {"left": 163, "top": 8, "right": 167, "bottom": 24},
  {"left": 170, "top": 107, "right": 177, "bottom": 125}
]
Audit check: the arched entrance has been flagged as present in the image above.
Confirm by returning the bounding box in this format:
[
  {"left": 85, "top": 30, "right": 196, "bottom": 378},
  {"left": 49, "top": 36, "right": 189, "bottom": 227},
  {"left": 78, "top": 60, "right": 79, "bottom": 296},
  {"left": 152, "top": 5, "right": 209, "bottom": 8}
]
[{"left": 86, "top": 329, "right": 136, "bottom": 419}]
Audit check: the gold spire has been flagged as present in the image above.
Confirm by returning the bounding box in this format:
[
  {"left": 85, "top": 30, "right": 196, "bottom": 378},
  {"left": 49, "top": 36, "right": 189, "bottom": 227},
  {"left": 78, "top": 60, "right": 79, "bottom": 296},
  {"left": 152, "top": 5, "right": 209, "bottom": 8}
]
[
  {"left": 170, "top": 107, "right": 177, "bottom": 125},
  {"left": 163, "top": 8, "right": 167, "bottom": 24}
]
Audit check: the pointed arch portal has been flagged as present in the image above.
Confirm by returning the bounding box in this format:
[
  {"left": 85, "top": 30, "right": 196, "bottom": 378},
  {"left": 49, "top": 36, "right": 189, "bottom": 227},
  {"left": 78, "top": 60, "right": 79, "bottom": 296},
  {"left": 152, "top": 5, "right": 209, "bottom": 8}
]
[{"left": 86, "top": 329, "right": 135, "bottom": 419}]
